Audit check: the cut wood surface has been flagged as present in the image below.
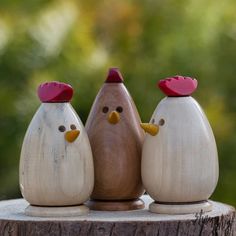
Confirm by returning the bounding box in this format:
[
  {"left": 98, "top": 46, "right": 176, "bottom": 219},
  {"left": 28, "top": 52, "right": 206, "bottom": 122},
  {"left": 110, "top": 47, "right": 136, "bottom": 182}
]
[{"left": 0, "top": 195, "right": 235, "bottom": 236}]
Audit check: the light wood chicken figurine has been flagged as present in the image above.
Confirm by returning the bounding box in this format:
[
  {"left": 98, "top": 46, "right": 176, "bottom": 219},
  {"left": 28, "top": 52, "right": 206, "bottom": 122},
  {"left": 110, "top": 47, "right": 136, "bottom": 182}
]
[
  {"left": 141, "top": 76, "right": 219, "bottom": 214},
  {"left": 85, "top": 68, "right": 145, "bottom": 211},
  {"left": 19, "top": 81, "right": 94, "bottom": 217}
]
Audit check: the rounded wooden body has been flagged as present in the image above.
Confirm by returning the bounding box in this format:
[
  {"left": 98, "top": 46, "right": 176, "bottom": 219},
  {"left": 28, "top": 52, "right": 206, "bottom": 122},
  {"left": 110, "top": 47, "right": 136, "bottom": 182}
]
[
  {"left": 85, "top": 83, "right": 144, "bottom": 201},
  {"left": 142, "top": 97, "right": 219, "bottom": 203},
  {"left": 20, "top": 103, "right": 94, "bottom": 206}
]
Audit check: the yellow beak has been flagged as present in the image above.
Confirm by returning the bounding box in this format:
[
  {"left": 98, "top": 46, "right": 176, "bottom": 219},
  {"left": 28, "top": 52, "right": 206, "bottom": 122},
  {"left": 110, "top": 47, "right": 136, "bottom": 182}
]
[
  {"left": 108, "top": 111, "right": 120, "bottom": 124},
  {"left": 65, "top": 130, "right": 80, "bottom": 143},
  {"left": 140, "top": 123, "right": 159, "bottom": 136}
]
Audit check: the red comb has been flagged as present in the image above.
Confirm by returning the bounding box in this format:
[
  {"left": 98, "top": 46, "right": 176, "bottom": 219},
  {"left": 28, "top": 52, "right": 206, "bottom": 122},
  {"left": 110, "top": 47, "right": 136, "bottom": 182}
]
[
  {"left": 105, "top": 68, "right": 123, "bottom": 83},
  {"left": 158, "top": 76, "right": 198, "bottom": 96},
  {"left": 38, "top": 81, "right": 73, "bottom": 102}
]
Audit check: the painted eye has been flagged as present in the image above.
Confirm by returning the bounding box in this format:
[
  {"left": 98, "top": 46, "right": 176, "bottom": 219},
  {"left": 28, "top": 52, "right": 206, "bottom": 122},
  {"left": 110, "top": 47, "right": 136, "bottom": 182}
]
[
  {"left": 58, "top": 125, "right": 66, "bottom": 132},
  {"left": 70, "top": 124, "right": 76, "bottom": 130},
  {"left": 159, "top": 119, "right": 165, "bottom": 126},
  {"left": 151, "top": 118, "right": 155, "bottom": 124},
  {"left": 116, "top": 106, "right": 123, "bottom": 113},
  {"left": 102, "top": 106, "right": 109, "bottom": 113}
]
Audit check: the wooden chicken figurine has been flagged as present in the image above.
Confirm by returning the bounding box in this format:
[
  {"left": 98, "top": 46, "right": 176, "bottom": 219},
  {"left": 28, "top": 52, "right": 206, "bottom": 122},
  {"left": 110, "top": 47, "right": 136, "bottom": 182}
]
[
  {"left": 85, "top": 68, "right": 145, "bottom": 211},
  {"left": 19, "top": 81, "right": 94, "bottom": 217},
  {"left": 141, "top": 76, "right": 219, "bottom": 214}
]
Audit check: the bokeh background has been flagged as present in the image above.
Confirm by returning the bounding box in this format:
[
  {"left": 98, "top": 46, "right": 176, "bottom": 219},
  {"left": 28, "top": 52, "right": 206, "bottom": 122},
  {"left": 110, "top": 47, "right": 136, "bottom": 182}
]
[{"left": 0, "top": 0, "right": 235, "bottom": 206}]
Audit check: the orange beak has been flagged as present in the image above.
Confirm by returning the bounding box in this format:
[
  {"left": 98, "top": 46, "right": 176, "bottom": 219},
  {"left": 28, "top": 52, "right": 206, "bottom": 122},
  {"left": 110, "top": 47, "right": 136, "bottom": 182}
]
[
  {"left": 140, "top": 123, "right": 159, "bottom": 136},
  {"left": 108, "top": 111, "right": 120, "bottom": 124},
  {"left": 65, "top": 130, "right": 80, "bottom": 143}
]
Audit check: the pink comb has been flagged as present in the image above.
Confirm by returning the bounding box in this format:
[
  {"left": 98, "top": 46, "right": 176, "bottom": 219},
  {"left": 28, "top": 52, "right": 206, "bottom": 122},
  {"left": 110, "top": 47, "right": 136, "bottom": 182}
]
[
  {"left": 158, "top": 76, "right": 198, "bottom": 96},
  {"left": 105, "top": 68, "right": 123, "bottom": 83},
  {"left": 38, "top": 81, "right": 73, "bottom": 102}
]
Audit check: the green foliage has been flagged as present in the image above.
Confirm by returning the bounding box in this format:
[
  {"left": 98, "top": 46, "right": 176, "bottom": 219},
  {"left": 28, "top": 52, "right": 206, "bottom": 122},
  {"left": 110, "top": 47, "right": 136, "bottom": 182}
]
[{"left": 0, "top": 0, "right": 236, "bottom": 205}]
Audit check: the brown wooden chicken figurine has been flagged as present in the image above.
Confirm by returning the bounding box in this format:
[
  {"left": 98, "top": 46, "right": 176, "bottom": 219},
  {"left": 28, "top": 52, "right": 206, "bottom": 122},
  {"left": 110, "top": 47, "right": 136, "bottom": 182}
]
[{"left": 85, "top": 68, "right": 145, "bottom": 211}]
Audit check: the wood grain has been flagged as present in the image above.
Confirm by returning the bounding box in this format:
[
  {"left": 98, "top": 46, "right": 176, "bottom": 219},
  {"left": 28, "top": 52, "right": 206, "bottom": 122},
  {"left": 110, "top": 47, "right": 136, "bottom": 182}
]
[
  {"left": 142, "top": 97, "right": 219, "bottom": 213},
  {"left": 25, "top": 204, "right": 89, "bottom": 217},
  {"left": 149, "top": 201, "right": 212, "bottom": 214},
  {"left": 85, "top": 83, "right": 144, "bottom": 210},
  {"left": 86, "top": 198, "right": 144, "bottom": 211},
  {"left": 0, "top": 196, "right": 234, "bottom": 236},
  {"left": 20, "top": 103, "right": 94, "bottom": 207}
]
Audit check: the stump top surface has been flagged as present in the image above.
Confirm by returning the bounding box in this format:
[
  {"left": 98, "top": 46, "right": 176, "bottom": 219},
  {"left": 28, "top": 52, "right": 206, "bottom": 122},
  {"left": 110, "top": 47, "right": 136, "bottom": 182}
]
[{"left": 0, "top": 196, "right": 234, "bottom": 222}]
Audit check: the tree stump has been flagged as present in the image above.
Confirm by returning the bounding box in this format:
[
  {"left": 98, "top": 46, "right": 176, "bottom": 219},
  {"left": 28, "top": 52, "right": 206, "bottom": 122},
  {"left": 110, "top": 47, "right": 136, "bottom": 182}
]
[{"left": 0, "top": 195, "right": 234, "bottom": 236}]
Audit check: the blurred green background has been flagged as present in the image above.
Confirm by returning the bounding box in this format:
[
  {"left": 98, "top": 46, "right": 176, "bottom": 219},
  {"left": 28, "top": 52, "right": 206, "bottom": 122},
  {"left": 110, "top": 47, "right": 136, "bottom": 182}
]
[{"left": 0, "top": 0, "right": 235, "bottom": 206}]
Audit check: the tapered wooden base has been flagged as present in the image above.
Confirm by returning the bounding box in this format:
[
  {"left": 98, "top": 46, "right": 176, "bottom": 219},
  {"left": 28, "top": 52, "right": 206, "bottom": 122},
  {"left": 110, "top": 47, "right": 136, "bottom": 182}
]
[
  {"left": 149, "top": 200, "right": 212, "bottom": 214},
  {"left": 25, "top": 204, "right": 89, "bottom": 217},
  {"left": 86, "top": 198, "right": 145, "bottom": 211}
]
